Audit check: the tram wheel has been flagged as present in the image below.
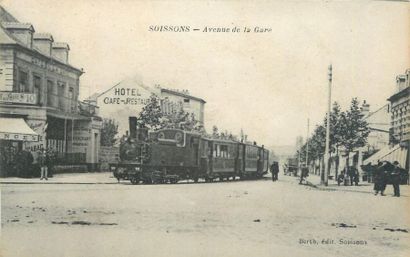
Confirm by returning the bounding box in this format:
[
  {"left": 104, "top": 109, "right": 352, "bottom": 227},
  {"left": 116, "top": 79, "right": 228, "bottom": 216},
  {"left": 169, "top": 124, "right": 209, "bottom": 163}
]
[{"left": 130, "top": 177, "right": 138, "bottom": 185}]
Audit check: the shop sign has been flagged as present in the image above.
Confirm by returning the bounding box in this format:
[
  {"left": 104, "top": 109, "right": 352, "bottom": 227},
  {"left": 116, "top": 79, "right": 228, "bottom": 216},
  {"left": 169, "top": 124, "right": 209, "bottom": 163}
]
[
  {"left": 0, "top": 132, "right": 39, "bottom": 142},
  {"left": 0, "top": 92, "right": 38, "bottom": 105}
]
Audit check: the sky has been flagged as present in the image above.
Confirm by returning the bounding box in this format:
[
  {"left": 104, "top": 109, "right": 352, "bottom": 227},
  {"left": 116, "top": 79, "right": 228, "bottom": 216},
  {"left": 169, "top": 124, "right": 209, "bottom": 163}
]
[{"left": 2, "top": 0, "right": 409, "bottom": 147}]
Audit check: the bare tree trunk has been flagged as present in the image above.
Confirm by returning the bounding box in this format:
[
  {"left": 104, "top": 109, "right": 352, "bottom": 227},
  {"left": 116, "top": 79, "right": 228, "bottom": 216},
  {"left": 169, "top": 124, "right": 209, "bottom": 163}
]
[
  {"left": 345, "top": 153, "right": 350, "bottom": 186},
  {"left": 335, "top": 147, "right": 339, "bottom": 181}
]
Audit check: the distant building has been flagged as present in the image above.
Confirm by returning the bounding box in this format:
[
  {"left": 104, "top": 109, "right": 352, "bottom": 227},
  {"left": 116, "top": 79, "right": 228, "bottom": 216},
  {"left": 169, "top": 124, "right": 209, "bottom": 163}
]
[
  {"left": 388, "top": 69, "right": 410, "bottom": 145},
  {"left": 0, "top": 6, "right": 101, "bottom": 174},
  {"left": 86, "top": 79, "right": 206, "bottom": 136},
  {"left": 362, "top": 102, "right": 390, "bottom": 152},
  {"left": 363, "top": 69, "right": 409, "bottom": 171},
  {"left": 327, "top": 101, "right": 391, "bottom": 181},
  {"left": 387, "top": 69, "right": 409, "bottom": 169}
]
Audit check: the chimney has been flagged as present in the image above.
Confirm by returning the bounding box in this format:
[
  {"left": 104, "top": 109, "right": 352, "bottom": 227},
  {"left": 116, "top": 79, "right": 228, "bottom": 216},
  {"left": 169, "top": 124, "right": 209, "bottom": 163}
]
[
  {"left": 52, "top": 42, "right": 70, "bottom": 63},
  {"left": 2, "top": 22, "right": 35, "bottom": 48},
  {"left": 33, "top": 33, "right": 54, "bottom": 56},
  {"left": 360, "top": 100, "right": 370, "bottom": 117}
]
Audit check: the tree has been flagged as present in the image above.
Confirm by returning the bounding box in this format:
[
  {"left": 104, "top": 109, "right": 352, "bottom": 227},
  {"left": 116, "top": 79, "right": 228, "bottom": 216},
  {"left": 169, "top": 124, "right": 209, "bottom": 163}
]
[
  {"left": 324, "top": 102, "right": 344, "bottom": 178},
  {"left": 212, "top": 126, "right": 219, "bottom": 139},
  {"left": 100, "top": 119, "right": 119, "bottom": 146},
  {"left": 137, "top": 94, "right": 164, "bottom": 130},
  {"left": 339, "top": 98, "right": 370, "bottom": 173}
]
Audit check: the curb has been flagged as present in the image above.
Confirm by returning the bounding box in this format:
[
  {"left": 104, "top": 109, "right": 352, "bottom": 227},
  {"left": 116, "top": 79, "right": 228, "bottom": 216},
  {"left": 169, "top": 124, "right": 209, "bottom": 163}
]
[
  {"left": 303, "top": 180, "right": 377, "bottom": 195},
  {"left": 0, "top": 181, "right": 118, "bottom": 185}
]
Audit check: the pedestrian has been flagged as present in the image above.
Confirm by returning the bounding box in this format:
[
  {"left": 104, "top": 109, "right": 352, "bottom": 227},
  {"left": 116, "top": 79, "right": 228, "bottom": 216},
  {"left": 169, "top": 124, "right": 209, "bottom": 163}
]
[
  {"left": 374, "top": 161, "right": 386, "bottom": 196},
  {"left": 391, "top": 161, "right": 401, "bottom": 197},
  {"left": 273, "top": 161, "right": 279, "bottom": 181},
  {"left": 270, "top": 163, "right": 275, "bottom": 182},
  {"left": 347, "top": 167, "right": 355, "bottom": 186},
  {"left": 337, "top": 170, "right": 345, "bottom": 186},
  {"left": 299, "top": 165, "right": 309, "bottom": 184},
  {"left": 353, "top": 169, "right": 359, "bottom": 186},
  {"left": 38, "top": 148, "right": 49, "bottom": 180}
]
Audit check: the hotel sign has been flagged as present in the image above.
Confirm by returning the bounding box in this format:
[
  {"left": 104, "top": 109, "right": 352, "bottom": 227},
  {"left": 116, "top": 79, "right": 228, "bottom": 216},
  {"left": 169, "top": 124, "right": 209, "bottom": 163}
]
[{"left": 0, "top": 92, "right": 38, "bottom": 105}]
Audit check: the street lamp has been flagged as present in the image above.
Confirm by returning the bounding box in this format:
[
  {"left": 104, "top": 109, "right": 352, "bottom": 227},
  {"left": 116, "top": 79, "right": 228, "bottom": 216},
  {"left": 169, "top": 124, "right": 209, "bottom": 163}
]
[{"left": 322, "top": 64, "right": 332, "bottom": 186}]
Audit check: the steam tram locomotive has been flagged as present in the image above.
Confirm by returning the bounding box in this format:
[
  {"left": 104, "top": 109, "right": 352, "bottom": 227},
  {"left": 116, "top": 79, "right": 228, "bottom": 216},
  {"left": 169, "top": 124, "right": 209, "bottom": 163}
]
[{"left": 110, "top": 117, "right": 269, "bottom": 184}]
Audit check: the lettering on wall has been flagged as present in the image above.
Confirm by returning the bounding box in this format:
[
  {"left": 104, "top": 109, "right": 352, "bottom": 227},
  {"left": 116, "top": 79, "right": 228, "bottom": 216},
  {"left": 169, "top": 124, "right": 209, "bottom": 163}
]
[
  {"left": 0, "top": 92, "right": 37, "bottom": 104},
  {"left": 102, "top": 87, "right": 150, "bottom": 105},
  {"left": 24, "top": 120, "right": 46, "bottom": 152}
]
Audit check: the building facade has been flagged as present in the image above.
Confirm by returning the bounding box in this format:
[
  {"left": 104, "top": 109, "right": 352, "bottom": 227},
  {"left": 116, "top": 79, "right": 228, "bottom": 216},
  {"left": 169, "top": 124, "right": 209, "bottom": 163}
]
[
  {"left": 387, "top": 69, "right": 409, "bottom": 169},
  {"left": 87, "top": 79, "right": 206, "bottom": 137},
  {"left": 0, "top": 7, "right": 101, "bottom": 174}
]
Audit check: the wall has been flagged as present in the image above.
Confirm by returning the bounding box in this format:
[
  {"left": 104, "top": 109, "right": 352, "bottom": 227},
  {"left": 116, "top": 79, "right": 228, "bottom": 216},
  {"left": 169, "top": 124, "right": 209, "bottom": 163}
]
[
  {"left": 99, "top": 146, "right": 119, "bottom": 171},
  {"left": 0, "top": 47, "right": 14, "bottom": 91},
  {"left": 161, "top": 91, "right": 205, "bottom": 124},
  {"left": 96, "top": 80, "right": 158, "bottom": 136}
]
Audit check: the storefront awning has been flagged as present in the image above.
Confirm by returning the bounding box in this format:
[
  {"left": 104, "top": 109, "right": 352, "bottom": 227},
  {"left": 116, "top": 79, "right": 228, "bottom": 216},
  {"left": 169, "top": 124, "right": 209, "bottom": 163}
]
[
  {"left": 363, "top": 144, "right": 408, "bottom": 167},
  {"left": 0, "top": 117, "right": 39, "bottom": 142}
]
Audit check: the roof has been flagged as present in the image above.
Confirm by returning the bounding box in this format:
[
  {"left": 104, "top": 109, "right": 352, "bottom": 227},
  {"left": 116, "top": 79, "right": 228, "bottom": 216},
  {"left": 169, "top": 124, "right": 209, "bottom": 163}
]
[
  {"left": 0, "top": 117, "right": 39, "bottom": 142},
  {"left": 363, "top": 104, "right": 389, "bottom": 120},
  {"left": 1, "top": 22, "right": 34, "bottom": 31},
  {"left": 363, "top": 144, "right": 408, "bottom": 167},
  {"left": 161, "top": 88, "right": 206, "bottom": 103},
  {"left": 0, "top": 6, "right": 18, "bottom": 22},
  {"left": 33, "top": 33, "right": 54, "bottom": 41},
  {"left": 387, "top": 86, "right": 410, "bottom": 102},
  {"left": 0, "top": 6, "right": 82, "bottom": 73},
  {"left": 52, "top": 42, "right": 70, "bottom": 50}
]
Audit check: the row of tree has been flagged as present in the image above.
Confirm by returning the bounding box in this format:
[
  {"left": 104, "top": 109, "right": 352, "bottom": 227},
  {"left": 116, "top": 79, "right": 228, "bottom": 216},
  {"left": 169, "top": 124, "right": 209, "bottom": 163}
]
[{"left": 298, "top": 98, "right": 370, "bottom": 177}]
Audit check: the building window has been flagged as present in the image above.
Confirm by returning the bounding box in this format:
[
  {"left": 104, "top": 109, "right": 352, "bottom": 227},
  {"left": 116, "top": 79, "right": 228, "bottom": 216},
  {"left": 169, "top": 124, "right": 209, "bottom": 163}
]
[
  {"left": 57, "top": 81, "right": 66, "bottom": 110},
  {"left": 68, "top": 87, "right": 74, "bottom": 99},
  {"left": 33, "top": 75, "right": 42, "bottom": 105},
  {"left": 47, "top": 80, "right": 55, "bottom": 107},
  {"left": 18, "top": 70, "right": 29, "bottom": 92}
]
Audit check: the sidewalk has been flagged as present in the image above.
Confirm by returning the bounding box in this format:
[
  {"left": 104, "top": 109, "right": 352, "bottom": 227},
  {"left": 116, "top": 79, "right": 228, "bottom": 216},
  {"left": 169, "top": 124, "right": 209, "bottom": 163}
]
[
  {"left": 303, "top": 174, "right": 410, "bottom": 196},
  {"left": 0, "top": 172, "right": 117, "bottom": 184}
]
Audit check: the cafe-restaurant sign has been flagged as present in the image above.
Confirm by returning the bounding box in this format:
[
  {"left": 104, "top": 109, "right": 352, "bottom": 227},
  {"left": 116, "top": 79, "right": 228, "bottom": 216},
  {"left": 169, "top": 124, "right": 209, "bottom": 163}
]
[{"left": 0, "top": 92, "right": 37, "bottom": 105}]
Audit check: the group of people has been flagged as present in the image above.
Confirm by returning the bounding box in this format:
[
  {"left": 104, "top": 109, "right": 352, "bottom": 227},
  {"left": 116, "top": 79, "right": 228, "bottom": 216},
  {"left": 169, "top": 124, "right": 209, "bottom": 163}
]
[
  {"left": 373, "top": 161, "right": 403, "bottom": 197},
  {"left": 0, "top": 145, "right": 54, "bottom": 179},
  {"left": 337, "top": 167, "right": 360, "bottom": 186}
]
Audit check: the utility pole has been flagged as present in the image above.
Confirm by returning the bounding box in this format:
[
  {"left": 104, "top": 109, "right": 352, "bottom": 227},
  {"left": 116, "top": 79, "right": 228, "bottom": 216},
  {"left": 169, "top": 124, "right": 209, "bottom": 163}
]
[
  {"left": 306, "top": 118, "right": 309, "bottom": 168},
  {"left": 323, "top": 64, "right": 332, "bottom": 186}
]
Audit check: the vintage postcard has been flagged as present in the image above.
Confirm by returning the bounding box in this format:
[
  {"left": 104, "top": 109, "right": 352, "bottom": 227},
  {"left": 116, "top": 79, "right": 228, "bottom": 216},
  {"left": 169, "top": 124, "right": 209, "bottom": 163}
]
[{"left": 0, "top": 0, "right": 409, "bottom": 257}]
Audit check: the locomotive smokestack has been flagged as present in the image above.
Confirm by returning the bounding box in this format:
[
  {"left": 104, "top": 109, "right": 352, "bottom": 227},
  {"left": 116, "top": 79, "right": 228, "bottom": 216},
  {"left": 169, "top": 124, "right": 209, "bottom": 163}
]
[{"left": 129, "top": 116, "right": 137, "bottom": 138}]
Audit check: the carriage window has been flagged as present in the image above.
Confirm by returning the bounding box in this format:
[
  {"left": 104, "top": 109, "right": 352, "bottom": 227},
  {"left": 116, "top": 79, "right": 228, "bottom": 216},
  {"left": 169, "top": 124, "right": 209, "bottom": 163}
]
[{"left": 220, "top": 145, "right": 228, "bottom": 158}]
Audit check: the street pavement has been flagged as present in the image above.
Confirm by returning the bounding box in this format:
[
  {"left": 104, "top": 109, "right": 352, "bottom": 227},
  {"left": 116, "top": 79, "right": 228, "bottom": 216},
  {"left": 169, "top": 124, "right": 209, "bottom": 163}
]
[
  {"left": 1, "top": 173, "right": 409, "bottom": 257},
  {"left": 0, "top": 172, "right": 117, "bottom": 184}
]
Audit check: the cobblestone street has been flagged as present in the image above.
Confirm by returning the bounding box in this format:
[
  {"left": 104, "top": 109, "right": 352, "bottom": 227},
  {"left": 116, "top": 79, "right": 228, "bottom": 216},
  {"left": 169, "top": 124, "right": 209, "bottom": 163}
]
[{"left": 1, "top": 173, "right": 409, "bottom": 257}]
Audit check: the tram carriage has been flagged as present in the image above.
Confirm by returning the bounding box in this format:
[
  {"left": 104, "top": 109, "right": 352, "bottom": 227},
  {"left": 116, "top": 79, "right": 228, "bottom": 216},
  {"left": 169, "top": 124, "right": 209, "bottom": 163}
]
[{"left": 111, "top": 117, "right": 269, "bottom": 184}]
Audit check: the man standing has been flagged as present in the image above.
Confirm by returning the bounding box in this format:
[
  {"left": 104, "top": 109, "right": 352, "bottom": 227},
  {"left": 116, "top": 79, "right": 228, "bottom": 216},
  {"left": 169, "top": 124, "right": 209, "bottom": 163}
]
[
  {"left": 38, "top": 148, "right": 48, "bottom": 180},
  {"left": 391, "top": 161, "right": 401, "bottom": 197},
  {"left": 299, "top": 165, "right": 309, "bottom": 184},
  {"left": 273, "top": 161, "right": 279, "bottom": 181}
]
